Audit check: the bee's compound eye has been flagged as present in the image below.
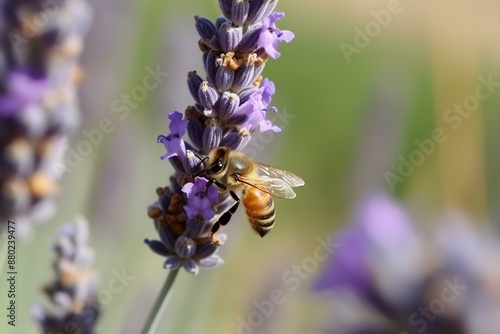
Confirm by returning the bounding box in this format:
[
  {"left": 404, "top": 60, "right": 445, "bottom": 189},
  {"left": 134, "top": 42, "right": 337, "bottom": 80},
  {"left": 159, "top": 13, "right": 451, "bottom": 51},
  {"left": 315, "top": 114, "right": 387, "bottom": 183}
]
[
  {"left": 231, "top": 157, "right": 248, "bottom": 172},
  {"left": 209, "top": 158, "right": 224, "bottom": 174}
]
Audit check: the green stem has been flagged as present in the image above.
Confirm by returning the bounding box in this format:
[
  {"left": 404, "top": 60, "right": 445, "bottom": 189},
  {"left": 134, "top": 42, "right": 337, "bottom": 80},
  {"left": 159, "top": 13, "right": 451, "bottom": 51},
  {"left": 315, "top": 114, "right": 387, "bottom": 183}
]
[{"left": 141, "top": 268, "right": 180, "bottom": 334}]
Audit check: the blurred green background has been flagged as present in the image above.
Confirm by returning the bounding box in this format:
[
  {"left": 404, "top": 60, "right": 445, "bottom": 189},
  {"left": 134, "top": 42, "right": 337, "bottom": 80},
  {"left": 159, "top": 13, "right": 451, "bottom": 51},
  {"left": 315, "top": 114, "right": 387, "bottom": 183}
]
[{"left": 2, "top": 0, "right": 500, "bottom": 333}]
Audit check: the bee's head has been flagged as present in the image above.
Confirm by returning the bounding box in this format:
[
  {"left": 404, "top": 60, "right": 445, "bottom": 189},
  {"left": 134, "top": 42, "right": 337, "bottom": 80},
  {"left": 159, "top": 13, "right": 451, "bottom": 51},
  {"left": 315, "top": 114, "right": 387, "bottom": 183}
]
[{"left": 205, "top": 147, "right": 229, "bottom": 176}]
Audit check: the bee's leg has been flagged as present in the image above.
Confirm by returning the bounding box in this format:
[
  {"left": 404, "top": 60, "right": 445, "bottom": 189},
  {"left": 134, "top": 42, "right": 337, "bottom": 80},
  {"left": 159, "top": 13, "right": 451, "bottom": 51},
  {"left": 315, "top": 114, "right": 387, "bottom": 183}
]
[{"left": 211, "top": 191, "right": 239, "bottom": 244}]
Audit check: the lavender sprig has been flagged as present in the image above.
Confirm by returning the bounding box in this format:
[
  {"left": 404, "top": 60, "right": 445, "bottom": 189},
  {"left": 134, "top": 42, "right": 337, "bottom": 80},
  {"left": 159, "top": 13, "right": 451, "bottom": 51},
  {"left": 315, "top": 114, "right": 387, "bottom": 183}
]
[
  {"left": 143, "top": 0, "right": 293, "bottom": 332},
  {"left": 32, "top": 217, "right": 100, "bottom": 334},
  {"left": 0, "top": 0, "right": 92, "bottom": 235}
]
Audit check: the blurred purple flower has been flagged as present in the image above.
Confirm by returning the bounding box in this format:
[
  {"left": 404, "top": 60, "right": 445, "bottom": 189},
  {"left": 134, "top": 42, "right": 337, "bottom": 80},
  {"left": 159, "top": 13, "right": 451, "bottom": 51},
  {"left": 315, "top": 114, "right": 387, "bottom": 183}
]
[
  {"left": 314, "top": 194, "right": 421, "bottom": 296},
  {"left": 32, "top": 217, "right": 100, "bottom": 334},
  {"left": 182, "top": 176, "right": 218, "bottom": 221},
  {"left": 313, "top": 227, "right": 370, "bottom": 292},
  {"left": 0, "top": 0, "right": 92, "bottom": 230},
  {"left": 257, "top": 12, "right": 295, "bottom": 59},
  {"left": 312, "top": 195, "right": 500, "bottom": 334},
  {"left": 0, "top": 71, "right": 49, "bottom": 117}
]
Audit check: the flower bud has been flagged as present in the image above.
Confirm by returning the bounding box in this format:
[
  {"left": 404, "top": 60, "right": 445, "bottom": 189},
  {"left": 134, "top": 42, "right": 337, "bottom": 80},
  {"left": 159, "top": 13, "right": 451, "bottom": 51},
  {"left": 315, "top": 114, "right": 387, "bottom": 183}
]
[
  {"left": 204, "top": 51, "right": 219, "bottom": 87},
  {"left": 175, "top": 236, "right": 197, "bottom": 259},
  {"left": 198, "top": 81, "right": 219, "bottom": 110},
  {"left": 232, "top": 54, "right": 265, "bottom": 92},
  {"left": 247, "top": 0, "right": 278, "bottom": 25},
  {"left": 237, "top": 25, "right": 262, "bottom": 53},
  {"left": 220, "top": 127, "right": 251, "bottom": 151},
  {"left": 215, "top": 61, "right": 235, "bottom": 92},
  {"left": 194, "top": 16, "right": 220, "bottom": 50},
  {"left": 231, "top": 0, "right": 250, "bottom": 26},
  {"left": 237, "top": 87, "right": 257, "bottom": 103},
  {"left": 219, "top": 21, "right": 243, "bottom": 52},
  {"left": 218, "top": 91, "right": 240, "bottom": 119},
  {"left": 218, "top": 0, "right": 233, "bottom": 22},
  {"left": 186, "top": 218, "right": 207, "bottom": 239},
  {"left": 215, "top": 17, "right": 230, "bottom": 31},
  {"left": 187, "top": 71, "right": 203, "bottom": 104},
  {"left": 196, "top": 241, "right": 219, "bottom": 259},
  {"left": 202, "top": 119, "right": 222, "bottom": 152}
]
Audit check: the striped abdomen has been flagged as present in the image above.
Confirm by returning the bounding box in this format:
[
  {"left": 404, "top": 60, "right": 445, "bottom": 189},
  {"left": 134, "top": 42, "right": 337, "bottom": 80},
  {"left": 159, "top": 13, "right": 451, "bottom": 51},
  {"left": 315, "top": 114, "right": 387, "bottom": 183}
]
[{"left": 243, "top": 187, "right": 276, "bottom": 237}]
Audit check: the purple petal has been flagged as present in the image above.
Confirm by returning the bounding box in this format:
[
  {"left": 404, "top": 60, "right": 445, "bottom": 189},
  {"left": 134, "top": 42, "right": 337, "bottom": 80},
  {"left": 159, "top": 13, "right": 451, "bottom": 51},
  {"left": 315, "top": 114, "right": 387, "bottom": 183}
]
[
  {"left": 182, "top": 177, "right": 218, "bottom": 220},
  {"left": 164, "top": 257, "right": 181, "bottom": 270},
  {"left": 199, "top": 255, "right": 224, "bottom": 268},
  {"left": 268, "top": 12, "right": 285, "bottom": 26},
  {"left": 260, "top": 79, "right": 275, "bottom": 107},
  {"left": 158, "top": 226, "right": 176, "bottom": 252},
  {"left": 183, "top": 206, "right": 197, "bottom": 219},
  {"left": 194, "top": 177, "right": 208, "bottom": 193},
  {"left": 145, "top": 239, "right": 170, "bottom": 256},
  {"left": 181, "top": 182, "right": 194, "bottom": 197},
  {"left": 201, "top": 208, "right": 215, "bottom": 221},
  {"left": 277, "top": 30, "right": 294, "bottom": 43},
  {"left": 0, "top": 71, "right": 49, "bottom": 117},
  {"left": 158, "top": 135, "right": 186, "bottom": 160},
  {"left": 257, "top": 13, "right": 294, "bottom": 59},
  {"left": 195, "top": 241, "right": 218, "bottom": 259},
  {"left": 259, "top": 119, "right": 281, "bottom": 132},
  {"left": 168, "top": 111, "right": 189, "bottom": 136},
  {"left": 313, "top": 229, "right": 371, "bottom": 292},
  {"left": 356, "top": 194, "right": 416, "bottom": 249},
  {"left": 183, "top": 259, "right": 200, "bottom": 274}
]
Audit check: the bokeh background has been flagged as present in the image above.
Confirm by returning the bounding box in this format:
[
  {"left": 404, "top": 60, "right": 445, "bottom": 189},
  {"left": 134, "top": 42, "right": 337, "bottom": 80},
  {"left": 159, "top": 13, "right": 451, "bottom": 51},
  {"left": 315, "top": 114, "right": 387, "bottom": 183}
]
[{"left": 2, "top": 0, "right": 500, "bottom": 333}]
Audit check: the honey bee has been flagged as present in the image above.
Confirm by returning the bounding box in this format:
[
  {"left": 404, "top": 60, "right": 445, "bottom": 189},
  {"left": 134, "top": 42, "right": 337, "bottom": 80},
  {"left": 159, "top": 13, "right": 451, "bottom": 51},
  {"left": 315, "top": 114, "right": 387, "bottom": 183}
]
[{"left": 204, "top": 146, "right": 305, "bottom": 238}]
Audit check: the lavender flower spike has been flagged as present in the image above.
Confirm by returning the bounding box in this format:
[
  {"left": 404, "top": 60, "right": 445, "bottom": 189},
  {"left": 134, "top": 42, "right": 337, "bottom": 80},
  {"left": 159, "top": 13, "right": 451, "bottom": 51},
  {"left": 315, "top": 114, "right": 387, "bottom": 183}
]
[
  {"left": 32, "top": 217, "right": 100, "bottom": 334},
  {"left": 0, "top": 0, "right": 92, "bottom": 233},
  {"left": 147, "top": 0, "right": 294, "bottom": 274}
]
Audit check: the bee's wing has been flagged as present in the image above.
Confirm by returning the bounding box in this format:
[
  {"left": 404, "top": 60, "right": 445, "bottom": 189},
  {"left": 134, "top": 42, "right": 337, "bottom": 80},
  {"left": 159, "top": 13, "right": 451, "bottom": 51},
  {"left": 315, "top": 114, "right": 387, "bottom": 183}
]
[
  {"left": 256, "top": 163, "right": 305, "bottom": 187},
  {"left": 238, "top": 175, "right": 298, "bottom": 199},
  {"left": 238, "top": 163, "right": 304, "bottom": 199}
]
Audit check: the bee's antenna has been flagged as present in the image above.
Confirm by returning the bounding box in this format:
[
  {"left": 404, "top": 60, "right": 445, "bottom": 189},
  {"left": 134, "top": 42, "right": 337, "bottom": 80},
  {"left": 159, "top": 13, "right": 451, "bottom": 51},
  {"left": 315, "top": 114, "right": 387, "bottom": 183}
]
[
  {"left": 193, "top": 153, "right": 204, "bottom": 161},
  {"left": 195, "top": 156, "right": 208, "bottom": 176}
]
